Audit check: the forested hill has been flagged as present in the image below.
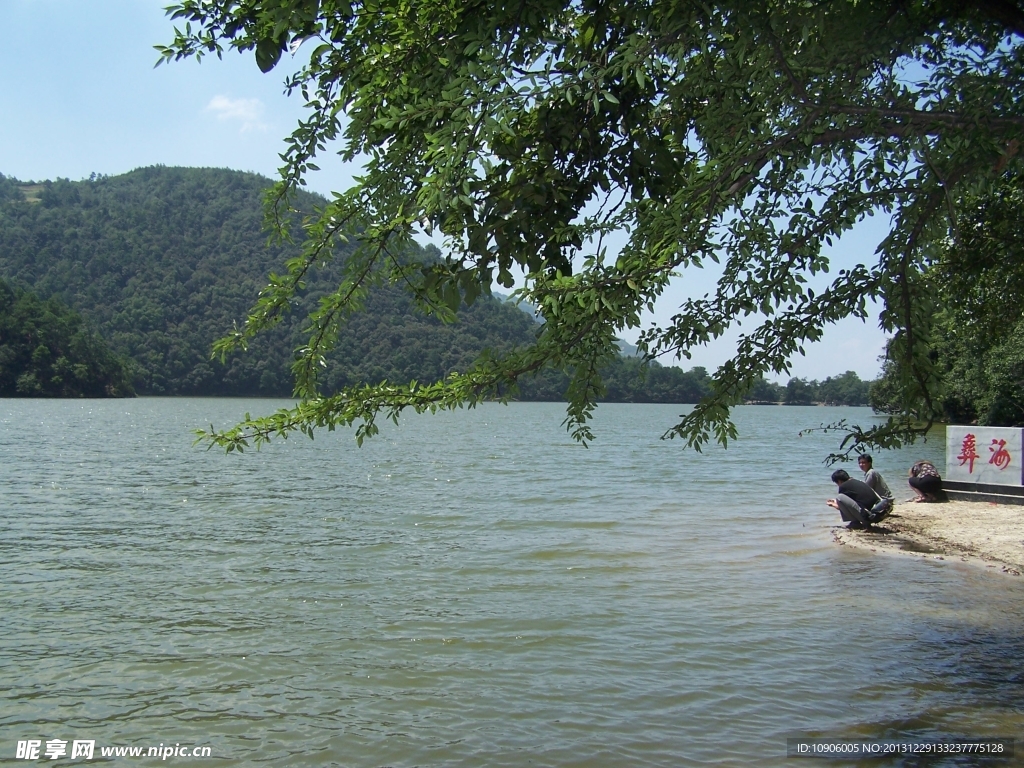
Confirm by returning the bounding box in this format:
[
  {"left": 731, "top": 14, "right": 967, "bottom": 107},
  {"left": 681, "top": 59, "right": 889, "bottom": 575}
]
[
  {"left": 0, "top": 167, "right": 871, "bottom": 404},
  {"left": 0, "top": 166, "right": 701, "bottom": 400},
  {"left": 0, "top": 167, "right": 546, "bottom": 396}
]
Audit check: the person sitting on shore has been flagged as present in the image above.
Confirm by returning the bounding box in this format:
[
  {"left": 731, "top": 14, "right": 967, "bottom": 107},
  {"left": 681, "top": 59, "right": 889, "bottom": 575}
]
[
  {"left": 826, "top": 469, "right": 883, "bottom": 530},
  {"left": 858, "top": 454, "right": 893, "bottom": 522},
  {"left": 909, "top": 460, "right": 946, "bottom": 503}
]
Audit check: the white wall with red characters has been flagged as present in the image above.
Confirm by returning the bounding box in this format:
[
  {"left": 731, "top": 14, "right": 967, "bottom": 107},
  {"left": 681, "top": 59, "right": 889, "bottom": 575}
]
[{"left": 946, "top": 426, "right": 1023, "bottom": 486}]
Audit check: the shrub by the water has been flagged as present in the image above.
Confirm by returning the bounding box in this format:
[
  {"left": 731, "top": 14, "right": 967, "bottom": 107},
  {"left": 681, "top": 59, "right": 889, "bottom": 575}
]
[{"left": 0, "top": 279, "right": 134, "bottom": 397}]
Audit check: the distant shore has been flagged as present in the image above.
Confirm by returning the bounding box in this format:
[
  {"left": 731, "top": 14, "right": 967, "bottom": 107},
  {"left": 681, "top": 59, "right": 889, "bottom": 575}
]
[{"left": 832, "top": 500, "right": 1024, "bottom": 577}]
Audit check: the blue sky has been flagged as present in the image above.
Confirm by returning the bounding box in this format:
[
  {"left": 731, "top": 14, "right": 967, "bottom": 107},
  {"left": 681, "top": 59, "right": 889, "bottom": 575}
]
[
  {"left": 0, "top": 1, "right": 354, "bottom": 191},
  {"left": 0, "top": 0, "right": 890, "bottom": 382}
]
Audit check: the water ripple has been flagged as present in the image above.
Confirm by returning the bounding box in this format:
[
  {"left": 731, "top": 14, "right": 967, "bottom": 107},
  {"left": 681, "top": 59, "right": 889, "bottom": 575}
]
[{"left": 2, "top": 399, "right": 1022, "bottom": 766}]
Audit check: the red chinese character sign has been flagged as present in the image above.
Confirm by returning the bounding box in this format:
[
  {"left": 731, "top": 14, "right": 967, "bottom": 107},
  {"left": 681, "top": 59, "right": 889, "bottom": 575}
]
[
  {"left": 946, "top": 427, "right": 1024, "bottom": 486},
  {"left": 957, "top": 433, "right": 981, "bottom": 473},
  {"left": 989, "top": 438, "right": 1012, "bottom": 470}
]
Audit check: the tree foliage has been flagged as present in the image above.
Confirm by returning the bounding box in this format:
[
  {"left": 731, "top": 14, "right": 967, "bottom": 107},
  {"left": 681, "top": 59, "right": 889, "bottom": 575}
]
[
  {"left": 157, "top": 0, "right": 1024, "bottom": 453},
  {"left": 871, "top": 174, "right": 1024, "bottom": 426},
  {"left": 0, "top": 278, "right": 134, "bottom": 397}
]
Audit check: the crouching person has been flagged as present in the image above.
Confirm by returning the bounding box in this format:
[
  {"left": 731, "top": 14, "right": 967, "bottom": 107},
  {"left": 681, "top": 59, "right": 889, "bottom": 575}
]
[
  {"left": 827, "top": 469, "right": 885, "bottom": 530},
  {"left": 858, "top": 454, "right": 894, "bottom": 522}
]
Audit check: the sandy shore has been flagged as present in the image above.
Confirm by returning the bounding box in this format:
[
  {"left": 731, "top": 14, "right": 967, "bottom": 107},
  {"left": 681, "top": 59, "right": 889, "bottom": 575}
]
[{"left": 832, "top": 499, "right": 1024, "bottom": 576}]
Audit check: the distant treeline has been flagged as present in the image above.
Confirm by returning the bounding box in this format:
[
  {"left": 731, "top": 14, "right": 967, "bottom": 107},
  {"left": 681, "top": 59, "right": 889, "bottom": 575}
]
[
  {"left": 515, "top": 356, "right": 713, "bottom": 403},
  {"left": 519, "top": 366, "right": 871, "bottom": 406},
  {"left": 0, "top": 167, "right": 874, "bottom": 403},
  {"left": 747, "top": 371, "right": 872, "bottom": 406}
]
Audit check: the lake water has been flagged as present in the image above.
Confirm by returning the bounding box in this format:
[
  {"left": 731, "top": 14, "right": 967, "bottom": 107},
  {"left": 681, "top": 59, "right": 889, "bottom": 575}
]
[{"left": 1, "top": 399, "right": 1022, "bottom": 766}]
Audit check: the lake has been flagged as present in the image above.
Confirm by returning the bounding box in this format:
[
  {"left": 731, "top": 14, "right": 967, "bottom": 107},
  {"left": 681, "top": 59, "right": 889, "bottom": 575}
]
[{"left": 1, "top": 399, "right": 1021, "bottom": 765}]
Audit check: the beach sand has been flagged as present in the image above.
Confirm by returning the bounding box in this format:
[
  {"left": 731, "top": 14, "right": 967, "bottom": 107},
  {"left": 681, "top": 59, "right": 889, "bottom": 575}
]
[{"left": 832, "top": 500, "right": 1024, "bottom": 577}]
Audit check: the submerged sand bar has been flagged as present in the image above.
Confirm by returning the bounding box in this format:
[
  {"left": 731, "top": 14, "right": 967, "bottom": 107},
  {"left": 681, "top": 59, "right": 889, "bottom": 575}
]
[{"left": 832, "top": 500, "right": 1024, "bottom": 576}]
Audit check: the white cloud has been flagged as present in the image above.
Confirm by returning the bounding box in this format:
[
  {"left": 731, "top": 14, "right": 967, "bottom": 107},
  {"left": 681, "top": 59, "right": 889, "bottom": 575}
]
[{"left": 205, "top": 95, "right": 267, "bottom": 132}]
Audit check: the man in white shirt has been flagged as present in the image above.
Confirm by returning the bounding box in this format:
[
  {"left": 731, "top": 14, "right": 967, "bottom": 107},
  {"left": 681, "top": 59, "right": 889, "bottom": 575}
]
[{"left": 858, "top": 454, "right": 893, "bottom": 522}]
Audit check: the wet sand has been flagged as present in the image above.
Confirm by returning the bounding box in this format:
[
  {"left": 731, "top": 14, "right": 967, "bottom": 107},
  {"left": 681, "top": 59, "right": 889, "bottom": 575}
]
[{"left": 832, "top": 499, "right": 1024, "bottom": 577}]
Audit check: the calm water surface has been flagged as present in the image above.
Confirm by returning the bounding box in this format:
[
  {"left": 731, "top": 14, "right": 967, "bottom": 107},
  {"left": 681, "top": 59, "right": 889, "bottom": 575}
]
[{"left": 1, "top": 399, "right": 1022, "bottom": 766}]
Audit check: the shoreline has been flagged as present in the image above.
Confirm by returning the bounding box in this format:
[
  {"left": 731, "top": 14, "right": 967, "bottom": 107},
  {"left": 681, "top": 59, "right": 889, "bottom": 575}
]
[{"left": 832, "top": 499, "right": 1024, "bottom": 577}]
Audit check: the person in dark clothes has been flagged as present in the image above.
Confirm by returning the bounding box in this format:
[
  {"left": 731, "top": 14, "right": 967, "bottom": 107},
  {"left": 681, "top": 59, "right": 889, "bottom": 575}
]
[
  {"left": 908, "top": 460, "right": 946, "bottom": 502},
  {"left": 826, "top": 469, "right": 882, "bottom": 529}
]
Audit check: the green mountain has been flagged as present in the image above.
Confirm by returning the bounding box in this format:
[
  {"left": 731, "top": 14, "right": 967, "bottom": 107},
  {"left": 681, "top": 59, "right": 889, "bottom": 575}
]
[
  {"left": 0, "top": 167, "right": 872, "bottom": 405},
  {"left": 0, "top": 167, "right": 874, "bottom": 405},
  {"left": 0, "top": 167, "right": 552, "bottom": 396}
]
